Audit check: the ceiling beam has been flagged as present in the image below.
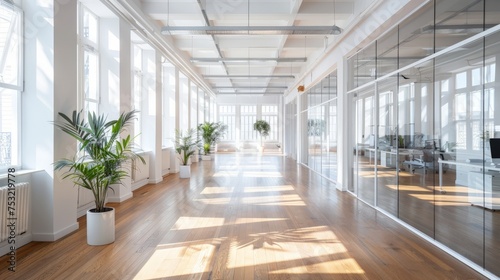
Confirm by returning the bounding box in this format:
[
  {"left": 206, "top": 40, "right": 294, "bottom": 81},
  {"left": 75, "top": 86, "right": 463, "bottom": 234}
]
[
  {"left": 204, "top": 75, "right": 295, "bottom": 79},
  {"left": 162, "top": 25, "right": 342, "bottom": 35},
  {"left": 191, "top": 57, "right": 307, "bottom": 63}
]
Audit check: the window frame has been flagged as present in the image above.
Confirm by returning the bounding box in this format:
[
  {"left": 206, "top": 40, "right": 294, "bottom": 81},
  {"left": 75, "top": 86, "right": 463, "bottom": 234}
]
[{"left": 0, "top": 2, "right": 23, "bottom": 173}]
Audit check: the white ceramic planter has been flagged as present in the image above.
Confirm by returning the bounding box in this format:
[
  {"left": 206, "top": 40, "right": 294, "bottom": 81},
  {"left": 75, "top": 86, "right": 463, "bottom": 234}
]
[
  {"left": 179, "top": 165, "right": 191, "bottom": 178},
  {"left": 201, "top": 155, "right": 212, "bottom": 161},
  {"left": 87, "top": 207, "right": 115, "bottom": 246}
]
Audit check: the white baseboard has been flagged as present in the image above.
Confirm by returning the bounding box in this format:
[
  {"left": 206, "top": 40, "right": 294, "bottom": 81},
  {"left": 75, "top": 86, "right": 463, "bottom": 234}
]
[{"left": 32, "top": 222, "right": 79, "bottom": 242}]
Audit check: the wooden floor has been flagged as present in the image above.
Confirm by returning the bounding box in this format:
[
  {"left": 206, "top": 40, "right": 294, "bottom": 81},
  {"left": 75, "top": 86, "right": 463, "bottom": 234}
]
[{"left": 0, "top": 154, "right": 487, "bottom": 279}]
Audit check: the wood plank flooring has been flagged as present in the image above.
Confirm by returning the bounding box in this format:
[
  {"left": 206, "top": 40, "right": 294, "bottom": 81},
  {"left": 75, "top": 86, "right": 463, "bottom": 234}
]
[{"left": 0, "top": 154, "right": 488, "bottom": 279}]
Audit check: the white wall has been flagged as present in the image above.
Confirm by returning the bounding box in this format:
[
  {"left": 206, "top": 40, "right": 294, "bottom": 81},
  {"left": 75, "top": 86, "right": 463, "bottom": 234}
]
[{"left": 22, "top": 0, "right": 79, "bottom": 241}]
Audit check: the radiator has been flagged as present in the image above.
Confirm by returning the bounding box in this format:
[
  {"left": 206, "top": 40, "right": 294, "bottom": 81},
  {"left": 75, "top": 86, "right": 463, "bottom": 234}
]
[
  {"left": 132, "top": 153, "right": 150, "bottom": 182},
  {"left": 162, "top": 148, "right": 171, "bottom": 175},
  {"left": 0, "top": 182, "right": 29, "bottom": 243}
]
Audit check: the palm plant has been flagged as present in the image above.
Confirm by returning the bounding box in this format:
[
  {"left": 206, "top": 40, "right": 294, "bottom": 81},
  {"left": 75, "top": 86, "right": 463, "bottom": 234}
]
[
  {"left": 197, "top": 122, "right": 227, "bottom": 155},
  {"left": 53, "top": 110, "right": 144, "bottom": 213},
  {"left": 254, "top": 120, "right": 270, "bottom": 147},
  {"left": 175, "top": 128, "right": 200, "bottom": 165}
]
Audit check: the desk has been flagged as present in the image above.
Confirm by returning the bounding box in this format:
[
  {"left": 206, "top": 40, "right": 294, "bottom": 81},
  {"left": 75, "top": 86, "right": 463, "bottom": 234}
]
[
  {"left": 380, "top": 150, "right": 411, "bottom": 170},
  {"left": 438, "top": 160, "right": 500, "bottom": 208}
]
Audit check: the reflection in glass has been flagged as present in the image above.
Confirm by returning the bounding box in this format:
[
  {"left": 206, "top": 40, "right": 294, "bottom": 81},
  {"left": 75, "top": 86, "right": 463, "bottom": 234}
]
[
  {"left": 397, "top": 62, "right": 436, "bottom": 237},
  {"left": 484, "top": 29, "right": 500, "bottom": 277},
  {"left": 376, "top": 78, "right": 398, "bottom": 216},
  {"left": 354, "top": 86, "right": 376, "bottom": 205},
  {"left": 435, "top": 37, "right": 485, "bottom": 267}
]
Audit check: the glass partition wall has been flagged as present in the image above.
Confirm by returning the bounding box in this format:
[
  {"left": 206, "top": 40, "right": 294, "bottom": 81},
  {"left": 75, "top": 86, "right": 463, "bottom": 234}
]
[
  {"left": 347, "top": 0, "right": 500, "bottom": 277},
  {"left": 298, "top": 72, "right": 338, "bottom": 182}
]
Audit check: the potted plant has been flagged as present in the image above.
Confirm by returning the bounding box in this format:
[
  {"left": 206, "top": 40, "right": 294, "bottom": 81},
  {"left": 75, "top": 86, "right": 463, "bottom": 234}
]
[
  {"left": 175, "top": 128, "right": 200, "bottom": 178},
  {"left": 254, "top": 119, "right": 270, "bottom": 152},
  {"left": 53, "top": 110, "right": 144, "bottom": 246},
  {"left": 198, "top": 121, "right": 227, "bottom": 160}
]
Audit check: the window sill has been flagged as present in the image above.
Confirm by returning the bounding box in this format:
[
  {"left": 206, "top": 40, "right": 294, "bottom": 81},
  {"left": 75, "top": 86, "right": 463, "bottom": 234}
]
[{"left": 0, "top": 169, "right": 43, "bottom": 180}]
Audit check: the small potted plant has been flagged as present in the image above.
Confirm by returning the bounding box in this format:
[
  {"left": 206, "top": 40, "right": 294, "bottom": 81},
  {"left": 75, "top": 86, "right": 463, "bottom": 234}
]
[
  {"left": 254, "top": 120, "right": 270, "bottom": 153},
  {"left": 175, "top": 128, "right": 200, "bottom": 178},
  {"left": 198, "top": 121, "right": 227, "bottom": 160},
  {"left": 53, "top": 110, "right": 144, "bottom": 245}
]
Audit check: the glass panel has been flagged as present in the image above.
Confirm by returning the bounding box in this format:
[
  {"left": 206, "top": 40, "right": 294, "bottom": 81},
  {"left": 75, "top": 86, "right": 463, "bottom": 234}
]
[
  {"left": 328, "top": 99, "right": 338, "bottom": 181},
  {"left": 307, "top": 108, "right": 316, "bottom": 170},
  {"left": 84, "top": 51, "right": 98, "bottom": 101},
  {"left": 179, "top": 73, "right": 189, "bottom": 129},
  {"left": 219, "top": 106, "right": 236, "bottom": 141},
  {"left": 190, "top": 84, "right": 197, "bottom": 129},
  {"left": 398, "top": 2, "right": 434, "bottom": 69},
  {"left": 83, "top": 9, "right": 98, "bottom": 44},
  {"left": 397, "top": 62, "right": 436, "bottom": 237},
  {"left": 435, "top": 0, "right": 485, "bottom": 52},
  {"left": 163, "top": 63, "right": 176, "bottom": 147},
  {"left": 484, "top": 29, "right": 500, "bottom": 276},
  {"left": 300, "top": 110, "right": 309, "bottom": 166},
  {"left": 435, "top": 37, "right": 485, "bottom": 268},
  {"left": 354, "top": 42, "right": 376, "bottom": 89},
  {"left": 486, "top": 0, "right": 500, "bottom": 26},
  {"left": 376, "top": 77, "right": 398, "bottom": 216},
  {"left": 0, "top": 5, "right": 21, "bottom": 89},
  {"left": 377, "top": 30, "right": 398, "bottom": 77},
  {"left": 354, "top": 86, "right": 376, "bottom": 205},
  {"left": 0, "top": 88, "right": 17, "bottom": 168}
]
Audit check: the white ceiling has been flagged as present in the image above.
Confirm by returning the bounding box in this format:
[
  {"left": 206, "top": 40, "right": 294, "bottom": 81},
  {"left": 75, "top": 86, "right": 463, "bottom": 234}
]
[{"left": 138, "top": 0, "right": 368, "bottom": 95}]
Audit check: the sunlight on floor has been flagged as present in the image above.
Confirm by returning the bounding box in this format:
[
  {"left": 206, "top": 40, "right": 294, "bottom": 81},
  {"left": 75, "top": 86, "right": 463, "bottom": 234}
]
[
  {"left": 242, "top": 194, "right": 307, "bottom": 206},
  {"left": 213, "top": 171, "right": 239, "bottom": 177},
  {"left": 387, "top": 184, "right": 433, "bottom": 192},
  {"left": 195, "top": 197, "right": 232, "bottom": 204},
  {"left": 243, "top": 185, "right": 294, "bottom": 193},
  {"left": 133, "top": 239, "right": 218, "bottom": 280},
  {"left": 243, "top": 171, "right": 282, "bottom": 178},
  {"left": 200, "top": 187, "right": 233, "bottom": 195},
  {"left": 409, "top": 193, "right": 471, "bottom": 206},
  {"left": 270, "top": 258, "right": 365, "bottom": 275},
  {"left": 171, "top": 216, "right": 226, "bottom": 230}
]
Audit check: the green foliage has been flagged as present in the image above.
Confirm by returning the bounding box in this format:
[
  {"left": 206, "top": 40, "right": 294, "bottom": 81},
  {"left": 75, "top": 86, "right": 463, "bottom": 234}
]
[
  {"left": 197, "top": 122, "right": 227, "bottom": 155},
  {"left": 175, "top": 128, "right": 201, "bottom": 165},
  {"left": 53, "top": 110, "right": 144, "bottom": 213},
  {"left": 253, "top": 120, "right": 270, "bottom": 146}
]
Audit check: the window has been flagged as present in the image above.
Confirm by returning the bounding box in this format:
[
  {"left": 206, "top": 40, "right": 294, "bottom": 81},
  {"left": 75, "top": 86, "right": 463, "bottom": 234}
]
[
  {"left": 162, "top": 62, "right": 176, "bottom": 147},
  {"left": 81, "top": 8, "right": 99, "bottom": 116},
  {"left": 241, "top": 106, "right": 257, "bottom": 141},
  {"left": 262, "top": 105, "right": 278, "bottom": 141},
  {"left": 0, "top": 2, "right": 22, "bottom": 170},
  {"left": 190, "top": 84, "right": 198, "bottom": 129},
  {"left": 219, "top": 106, "right": 235, "bottom": 141},
  {"left": 132, "top": 44, "right": 142, "bottom": 146}
]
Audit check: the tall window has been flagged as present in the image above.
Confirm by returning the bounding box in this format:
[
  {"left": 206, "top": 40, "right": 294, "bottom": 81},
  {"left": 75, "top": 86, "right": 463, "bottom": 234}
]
[
  {"left": 454, "top": 64, "right": 495, "bottom": 151},
  {"left": 219, "top": 106, "right": 235, "bottom": 141},
  {"left": 0, "top": 2, "right": 22, "bottom": 170},
  {"left": 162, "top": 62, "right": 176, "bottom": 147},
  {"left": 262, "top": 105, "right": 278, "bottom": 141},
  {"left": 132, "top": 44, "right": 142, "bottom": 146},
  {"left": 190, "top": 83, "right": 198, "bottom": 129},
  {"left": 81, "top": 8, "right": 99, "bottom": 116},
  {"left": 241, "top": 105, "right": 257, "bottom": 141}
]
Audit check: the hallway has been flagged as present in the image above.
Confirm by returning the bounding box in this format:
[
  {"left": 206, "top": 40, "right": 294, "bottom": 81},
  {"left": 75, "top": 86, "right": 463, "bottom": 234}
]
[{"left": 0, "top": 154, "right": 486, "bottom": 279}]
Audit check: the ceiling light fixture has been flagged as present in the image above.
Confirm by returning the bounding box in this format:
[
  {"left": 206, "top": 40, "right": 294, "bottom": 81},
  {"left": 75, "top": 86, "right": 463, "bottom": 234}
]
[
  {"left": 161, "top": 25, "right": 345, "bottom": 35},
  {"left": 217, "top": 92, "right": 283, "bottom": 95},
  {"left": 204, "top": 75, "right": 295, "bottom": 79},
  {"left": 213, "top": 86, "right": 288, "bottom": 89},
  {"left": 191, "top": 57, "right": 307, "bottom": 63},
  {"left": 332, "top": 0, "right": 342, "bottom": 35}
]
